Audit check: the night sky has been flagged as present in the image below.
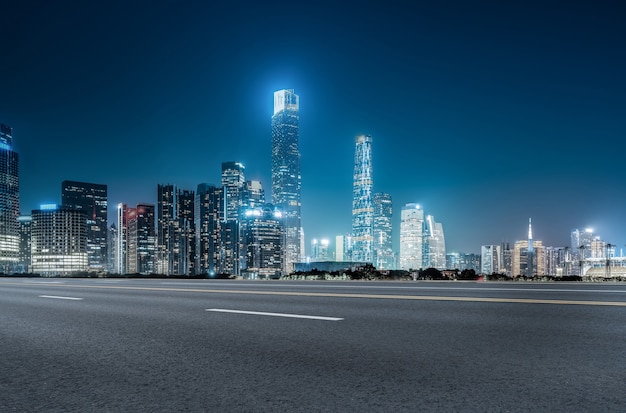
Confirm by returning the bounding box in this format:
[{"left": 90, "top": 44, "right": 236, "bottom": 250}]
[{"left": 1, "top": 1, "right": 624, "bottom": 254}]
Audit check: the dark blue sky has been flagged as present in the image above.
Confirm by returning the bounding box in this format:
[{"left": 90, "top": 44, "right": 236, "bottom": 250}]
[{"left": 1, "top": 0, "right": 624, "bottom": 254}]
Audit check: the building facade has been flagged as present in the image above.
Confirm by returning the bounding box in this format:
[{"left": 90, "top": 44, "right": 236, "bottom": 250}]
[
  {"left": 351, "top": 134, "right": 374, "bottom": 263},
  {"left": 241, "top": 204, "right": 285, "bottom": 279},
  {"left": 399, "top": 203, "right": 424, "bottom": 270},
  {"left": 425, "top": 215, "right": 446, "bottom": 269},
  {"left": 373, "top": 192, "right": 394, "bottom": 269},
  {"left": 0, "top": 124, "right": 20, "bottom": 273},
  {"left": 30, "top": 204, "right": 88, "bottom": 276},
  {"left": 271, "top": 89, "right": 302, "bottom": 273},
  {"left": 61, "top": 180, "right": 108, "bottom": 272}
]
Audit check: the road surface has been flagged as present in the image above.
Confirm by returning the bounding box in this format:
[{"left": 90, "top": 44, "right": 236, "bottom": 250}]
[{"left": 1, "top": 278, "right": 625, "bottom": 412}]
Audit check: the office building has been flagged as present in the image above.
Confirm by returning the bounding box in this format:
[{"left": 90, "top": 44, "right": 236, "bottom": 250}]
[
  {"left": 241, "top": 204, "right": 285, "bottom": 279},
  {"left": 157, "top": 184, "right": 195, "bottom": 275},
  {"left": 311, "top": 238, "right": 330, "bottom": 261},
  {"left": 271, "top": 89, "right": 302, "bottom": 272},
  {"left": 373, "top": 192, "right": 394, "bottom": 269},
  {"left": 30, "top": 204, "right": 88, "bottom": 276},
  {"left": 126, "top": 203, "right": 155, "bottom": 274},
  {"left": 425, "top": 215, "right": 446, "bottom": 269},
  {"left": 399, "top": 203, "right": 424, "bottom": 270},
  {"left": 0, "top": 124, "right": 19, "bottom": 273},
  {"left": 17, "top": 215, "right": 32, "bottom": 273},
  {"left": 351, "top": 134, "right": 374, "bottom": 263},
  {"left": 196, "top": 183, "right": 226, "bottom": 275},
  {"left": 481, "top": 245, "right": 500, "bottom": 274}
]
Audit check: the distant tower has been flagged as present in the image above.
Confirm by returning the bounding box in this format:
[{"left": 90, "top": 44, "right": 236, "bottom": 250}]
[
  {"left": 399, "top": 203, "right": 424, "bottom": 270},
  {"left": 425, "top": 215, "right": 446, "bottom": 269},
  {"left": 61, "top": 180, "right": 108, "bottom": 272},
  {"left": 271, "top": 89, "right": 301, "bottom": 273},
  {"left": 351, "top": 134, "right": 374, "bottom": 263},
  {"left": 373, "top": 192, "right": 394, "bottom": 269},
  {"left": 0, "top": 123, "right": 20, "bottom": 273}
]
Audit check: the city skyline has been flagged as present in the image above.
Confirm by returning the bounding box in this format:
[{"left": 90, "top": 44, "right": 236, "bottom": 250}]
[{"left": 2, "top": 1, "right": 624, "bottom": 254}]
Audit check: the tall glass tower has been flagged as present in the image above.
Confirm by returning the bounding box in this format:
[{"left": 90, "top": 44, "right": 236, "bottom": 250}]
[
  {"left": 271, "top": 89, "right": 301, "bottom": 273},
  {"left": 399, "top": 203, "right": 424, "bottom": 270},
  {"left": 61, "top": 180, "right": 108, "bottom": 272},
  {"left": 0, "top": 124, "right": 19, "bottom": 273},
  {"left": 351, "top": 134, "right": 374, "bottom": 263},
  {"left": 373, "top": 192, "right": 394, "bottom": 269}
]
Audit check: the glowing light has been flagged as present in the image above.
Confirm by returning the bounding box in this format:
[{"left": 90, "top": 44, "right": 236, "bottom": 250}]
[{"left": 40, "top": 204, "right": 57, "bottom": 210}]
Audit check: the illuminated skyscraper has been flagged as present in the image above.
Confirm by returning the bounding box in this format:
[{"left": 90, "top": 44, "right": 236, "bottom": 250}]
[
  {"left": 399, "top": 203, "right": 424, "bottom": 270},
  {"left": 271, "top": 89, "right": 301, "bottom": 272},
  {"left": 17, "top": 215, "right": 32, "bottom": 273},
  {"left": 196, "top": 183, "right": 226, "bottom": 275},
  {"left": 61, "top": 180, "right": 108, "bottom": 271},
  {"left": 241, "top": 204, "right": 285, "bottom": 279},
  {"left": 31, "top": 204, "right": 88, "bottom": 276},
  {"left": 373, "top": 192, "right": 394, "bottom": 269},
  {"left": 126, "top": 203, "right": 155, "bottom": 275},
  {"left": 157, "top": 184, "right": 194, "bottom": 275},
  {"left": 0, "top": 124, "right": 19, "bottom": 273},
  {"left": 222, "top": 162, "right": 246, "bottom": 221},
  {"left": 351, "top": 134, "right": 374, "bottom": 263},
  {"left": 425, "top": 215, "right": 446, "bottom": 269}
]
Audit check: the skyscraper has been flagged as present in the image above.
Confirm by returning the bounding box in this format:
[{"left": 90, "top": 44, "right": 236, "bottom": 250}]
[
  {"left": 271, "top": 89, "right": 301, "bottom": 273},
  {"left": 373, "top": 192, "right": 394, "bottom": 269},
  {"left": 351, "top": 134, "right": 374, "bottom": 263},
  {"left": 126, "top": 203, "right": 155, "bottom": 275},
  {"left": 222, "top": 162, "right": 246, "bottom": 221},
  {"left": 425, "top": 214, "right": 446, "bottom": 269},
  {"left": 61, "top": 180, "right": 108, "bottom": 271},
  {"left": 197, "top": 184, "right": 221, "bottom": 275},
  {"left": 399, "top": 203, "right": 424, "bottom": 270},
  {"left": 157, "top": 184, "right": 194, "bottom": 275},
  {"left": 241, "top": 204, "right": 285, "bottom": 279},
  {"left": 31, "top": 204, "right": 88, "bottom": 276},
  {"left": 0, "top": 124, "right": 19, "bottom": 273}
]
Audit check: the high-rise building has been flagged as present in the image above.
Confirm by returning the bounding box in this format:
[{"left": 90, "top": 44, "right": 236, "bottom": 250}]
[
  {"left": 157, "top": 184, "right": 195, "bottom": 275},
  {"left": 399, "top": 203, "right": 424, "bottom": 270},
  {"left": 481, "top": 245, "right": 500, "bottom": 274},
  {"left": 335, "top": 235, "right": 346, "bottom": 262},
  {"left": 116, "top": 203, "right": 127, "bottom": 274},
  {"left": 241, "top": 204, "right": 285, "bottom": 279},
  {"left": 222, "top": 162, "right": 246, "bottom": 221},
  {"left": 0, "top": 123, "right": 19, "bottom": 273},
  {"left": 30, "top": 204, "right": 88, "bottom": 276},
  {"left": 351, "top": 134, "right": 374, "bottom": 263},
  {"left": 243, "top": 180, "right": 265, "bottom": 209},
  {"left": 425, "top": 215, "right": 446, "bottom": 269},
  {"left": 107, "top": 224, "right": 118, "bottom": 273},
  {"left": 512, "top": 240, "right": 544, "bottom": 277},
  {"left": 373, "top": 192, "right": 394, "bottom": 269},
  {"left": 61, "top": 180, "right": 108, "bottom": 272},
  {"left": 196, "top": 184, "right": 223, "bottom": 275},
  {"left": 17, "top": 215, "right": 32, "bottom": 273},
  {"left": 271, "top": 89, "right": 301, "bottom": 273},
  {"left": 311, "top": 238, "right": 330, "bottom": 261},
  {"left": 126, "top": 203, "right": 155, "bottom": 274}
]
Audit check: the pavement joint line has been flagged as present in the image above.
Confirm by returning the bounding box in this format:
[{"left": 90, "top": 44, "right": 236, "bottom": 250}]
[
  {"left": 3, "top": 282, "right": 626, "bottom": 306},
  {"left": 206, "top": 308, "right": 343, "bottom": 321},
  {"left": 38, "top": 295, "right": 83, "bottom": 301}
]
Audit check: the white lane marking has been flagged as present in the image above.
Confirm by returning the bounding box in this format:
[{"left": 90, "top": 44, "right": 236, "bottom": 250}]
[
  {"left": 211, "top": 283, "right": 626, "bottom": 294},
  {"left": 39, "top": 295, "right": 83, "bottom": 301},
  {"left": 24, "top": 281, "right": 65, "bottom": 284},
  {"left": 206, "top": 308, "right": 343, "bottom": 321}
]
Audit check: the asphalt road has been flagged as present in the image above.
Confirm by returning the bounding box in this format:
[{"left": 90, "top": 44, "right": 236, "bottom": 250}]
[{"left": 1, "top": 278, "right": 625, "bottom": 412}]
